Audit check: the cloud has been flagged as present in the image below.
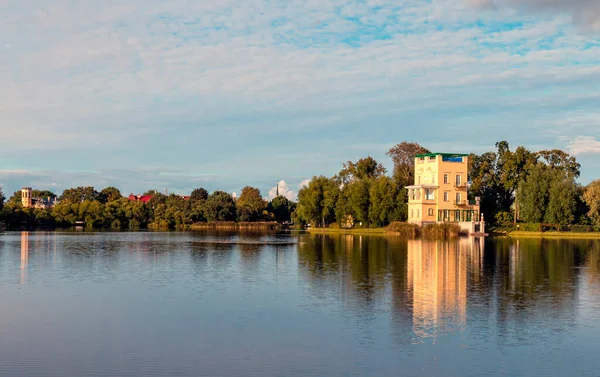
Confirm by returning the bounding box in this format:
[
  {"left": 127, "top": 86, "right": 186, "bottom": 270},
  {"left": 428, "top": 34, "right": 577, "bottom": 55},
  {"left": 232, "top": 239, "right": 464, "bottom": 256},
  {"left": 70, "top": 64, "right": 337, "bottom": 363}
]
[
  {"left": 0, "top": 0, "right": 599, "bottom": 188},
  {"left": 267, "top": 180, "right": 304, "bottom": 201},
  {"left": 466, "top": 0, "right": 600, "bottom": 30},
  {"left": 566, "top": 136, "right": 600, "bottom": 155}
]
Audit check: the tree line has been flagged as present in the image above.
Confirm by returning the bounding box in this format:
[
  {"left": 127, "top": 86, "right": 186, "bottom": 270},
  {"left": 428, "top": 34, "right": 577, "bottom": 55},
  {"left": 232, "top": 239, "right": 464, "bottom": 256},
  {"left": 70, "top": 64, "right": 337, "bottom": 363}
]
[
  {"left": 0, "top": 186, "right": 296, "bottom": 230},
  {"left": 295, "top": 141, "right": 600, "bottom": 228},
  {"left": 1, "top": 140, "right": 599, "bottom": 230}
]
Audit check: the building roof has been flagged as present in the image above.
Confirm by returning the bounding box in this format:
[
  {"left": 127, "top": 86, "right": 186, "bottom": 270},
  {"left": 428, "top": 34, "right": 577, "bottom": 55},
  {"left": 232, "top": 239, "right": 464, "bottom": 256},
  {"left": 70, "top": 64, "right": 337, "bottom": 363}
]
[
  {"left": 415, "top": 152, "right": 470, "bottom": 158},
  {"left": 128, "top": 194, "right": 154, "bottom": 203}
]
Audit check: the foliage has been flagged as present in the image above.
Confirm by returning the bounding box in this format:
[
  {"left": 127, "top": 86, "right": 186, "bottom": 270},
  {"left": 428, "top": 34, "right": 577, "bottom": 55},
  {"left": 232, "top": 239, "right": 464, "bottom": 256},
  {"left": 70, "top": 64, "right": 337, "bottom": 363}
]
[
  {"left": 336, "top": 156, "right": 386, "bottom": 185},
  {"left": 267, "top": 196, "right": 296, "bottom": 223},
  {"left": 584, "top": 180, "right": 600, "bottom": 226},
  {"left": 236, "top": 186, "right": 266, "bottom": 221},
  {"left": 495, "top": 211, "right": 513, "bottom": 225},
  {"left": 98, "top": 187, "right": 122, "bottom": 203},
  {"left": 386, "top": 142, "right": 430, "bottom": 187},
  {"left": 59, "top": 186, "right": 98, "bottom": 203},
  {"left": 203, "top": 191, "right": 237, "bottom": 222},
  {"left": 190, "top": 188, "right": 209, "bottom": 203}
]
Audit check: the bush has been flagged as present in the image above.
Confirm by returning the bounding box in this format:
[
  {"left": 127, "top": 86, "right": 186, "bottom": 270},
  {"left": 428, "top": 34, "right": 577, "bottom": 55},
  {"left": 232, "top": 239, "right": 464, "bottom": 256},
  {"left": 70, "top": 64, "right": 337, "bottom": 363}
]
[
  {"left": 495, "top": 211, "right": 513, "bottom": 224},
  {"left": 387, "top": 222, "right": 419, "bottom": 237},
  {"left": 422, "top": 223, "right": 462, "bottom": 238}
]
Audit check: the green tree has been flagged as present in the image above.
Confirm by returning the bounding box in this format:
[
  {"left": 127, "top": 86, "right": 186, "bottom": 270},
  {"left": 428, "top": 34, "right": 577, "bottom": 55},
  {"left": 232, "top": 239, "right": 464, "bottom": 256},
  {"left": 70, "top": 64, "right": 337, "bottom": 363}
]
[
  {"left": 32, "top": 190, "right": 56, "bottom": 199},
  {"left": 203, "top": 191, "right": 237, "bottom": 222},
  {"left": 98, "top": 187, "right": 122, "bottom": 203},
  {"left": 236, "top": 186, "right": 266, "bottom": 221},
  {"left": 0, "top": 187, "right": 4, "bottom": 210},
  {"left": 59, "top": 186, "right": 98, "bottom": 203},
  {"left": 583, "top": 180, "right": 600, "bottom": 225},
  {"left": 337, "top": 156, "right": 386, "bottom": 185},
  {"left": 346, "top": 179, "right": 371, "bottom": 226},
  {"left": 518, "top": 164, "right": 551, "bottom": 223},
  {"left": 386, "top": 142, "right": 430, "bottom": 187},
  {"left": 545, "top": 172, "right": 578, "bottom": 225},
  {"left": 267, "top": 196, "right": 296, "bottom": 223},
  {"left": 190, "top": 188, "right": 209, "bottom": 203},
  {"left": 368, "top": 176, "right": 397, "bottom": 227},
  {"left": 296, "top": 176, "right": 339, "bottom": 227}
]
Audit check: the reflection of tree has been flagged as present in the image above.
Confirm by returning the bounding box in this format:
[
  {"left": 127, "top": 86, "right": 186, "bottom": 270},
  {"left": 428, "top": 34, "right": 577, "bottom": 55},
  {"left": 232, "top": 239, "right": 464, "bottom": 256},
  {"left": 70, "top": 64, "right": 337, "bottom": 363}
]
[
  {"left": 297, "top": 234, "right": 393, "bottom": 315},
  {"left": 585, "top": 242, "right": 600, "bottom": 287}
]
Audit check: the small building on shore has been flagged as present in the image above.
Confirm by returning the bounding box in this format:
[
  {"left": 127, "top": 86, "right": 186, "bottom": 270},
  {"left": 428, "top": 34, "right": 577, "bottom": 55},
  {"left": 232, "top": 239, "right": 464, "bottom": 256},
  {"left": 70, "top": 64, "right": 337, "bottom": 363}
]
[
  {"left": 406, "top": 153, "right": 486, "bottom": 235},
  {"left": 21, "top": 187, "right": 58, "bottom": 209}
]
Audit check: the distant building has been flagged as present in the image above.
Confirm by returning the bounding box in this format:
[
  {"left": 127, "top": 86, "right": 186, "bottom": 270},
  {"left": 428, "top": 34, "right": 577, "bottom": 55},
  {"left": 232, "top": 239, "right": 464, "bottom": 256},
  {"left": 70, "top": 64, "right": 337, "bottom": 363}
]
[
  {"left": 21, "top": 187, "right": 58, "bottom": 209},
  {"left": 128, "top": 194, "right": 154, "bottom": 203},
  {"left": 406, "top": 153, "right": 485, "bottom": 235},
  {"left": 128, "top": 194, "right": 190, "bottom": 203}
]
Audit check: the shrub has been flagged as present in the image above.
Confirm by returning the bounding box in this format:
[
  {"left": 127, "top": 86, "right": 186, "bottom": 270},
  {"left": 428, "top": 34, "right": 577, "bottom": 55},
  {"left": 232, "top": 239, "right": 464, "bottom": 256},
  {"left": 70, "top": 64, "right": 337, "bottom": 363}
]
[
  {"left": 387, "top": 222, "right": 419, "bottom": 237},
  {"left": 495, "top": 211, "right": 513, "bottom": 224},
  {"left": 422, "top": 223, "right": 462, "bottom": 238}
]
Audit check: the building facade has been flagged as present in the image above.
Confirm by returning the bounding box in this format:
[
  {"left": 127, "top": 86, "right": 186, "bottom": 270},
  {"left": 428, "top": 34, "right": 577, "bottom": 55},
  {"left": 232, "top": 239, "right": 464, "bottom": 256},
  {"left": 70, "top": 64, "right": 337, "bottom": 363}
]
[
  {"left": 406, "top": 153, "right": 483, "bottom": 232},
  {"left": 21, "top": 187, "right": 58, "bottom": 209}
]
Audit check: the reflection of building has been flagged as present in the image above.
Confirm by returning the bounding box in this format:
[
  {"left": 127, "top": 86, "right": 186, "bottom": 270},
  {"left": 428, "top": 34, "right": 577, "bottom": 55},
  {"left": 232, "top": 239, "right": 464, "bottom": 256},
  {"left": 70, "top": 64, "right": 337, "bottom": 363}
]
[
  {"left": 406, "top": 153, "right": 485, "bottom": 234},
  {"left": 21, "top": 187, "right": 58, "bottom": 209},
  {"left": 406, "top": 238, "right": 483, "bottom": 338},
  {"left": 21, "top": 231, "right": 29, "bottom": 284}
]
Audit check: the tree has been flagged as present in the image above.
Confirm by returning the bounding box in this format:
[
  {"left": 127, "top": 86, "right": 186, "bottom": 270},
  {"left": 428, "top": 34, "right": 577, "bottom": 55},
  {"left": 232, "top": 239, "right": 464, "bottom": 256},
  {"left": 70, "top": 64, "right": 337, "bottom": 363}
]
[
  {"left": 346, "top": 179, "right": 371, "bottom": 226},
  {"left": 296, "top": 176, "right": 338, "bottom": 227},
  {"left": 545, "top": 172, "right": 578, "bottom": 225},
  {"left": 537, "top": 149, "right": 581, "bottom": 178},
  {"left": 32, "top": 190, "right": 56, "bottom": 199},
  {"left": 368, "top": 176, "right": 397, "bottom": 227},
  {"left": 0, "top": 187, "right": 4, "bottom": 210},
  {"left": 337, "top": 156, "right": 386, "bottom": 185},
  {"left": 386, "top": 142, "right": 430, "bottom": 187},
  {"left": 518, "top": 164, "right": 551, "bottom": 223},
  {"left": 267, "top": 196, "right": 296, "bottom": 223},
  {"left": 98, "top": 187, "right": 122, "bottom": 203},
  {"left": 236, "top": 186, "right": 266, "bottom": 221},
  {"left": 584, "top": 180, "right": 600, "bottom": 225},
  {"left": 203, "top": 191, "right": 237, "bottom": 222},
  {"left": 59, "top": 186, "right": 98, "bottom": 203},
  {"left": 190, "top": 188, "right": 209, "bottom": 203}
]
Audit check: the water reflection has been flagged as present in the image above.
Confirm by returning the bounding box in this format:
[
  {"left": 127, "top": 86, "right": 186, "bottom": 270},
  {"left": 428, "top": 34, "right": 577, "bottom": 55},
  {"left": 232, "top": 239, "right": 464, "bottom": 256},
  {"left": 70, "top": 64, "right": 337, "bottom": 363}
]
[
  {"left": 20, "top": 231, "right": 29, "bottom": 284},
  {"left": 298, "top": 235, "right": 600, "bottom": 343}
]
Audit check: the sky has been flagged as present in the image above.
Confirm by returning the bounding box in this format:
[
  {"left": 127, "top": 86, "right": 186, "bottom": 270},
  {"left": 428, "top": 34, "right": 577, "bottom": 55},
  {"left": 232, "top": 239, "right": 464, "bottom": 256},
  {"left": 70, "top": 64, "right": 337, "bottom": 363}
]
[{"left": 1, "top": 0, "right": 599, "bottom": 200}]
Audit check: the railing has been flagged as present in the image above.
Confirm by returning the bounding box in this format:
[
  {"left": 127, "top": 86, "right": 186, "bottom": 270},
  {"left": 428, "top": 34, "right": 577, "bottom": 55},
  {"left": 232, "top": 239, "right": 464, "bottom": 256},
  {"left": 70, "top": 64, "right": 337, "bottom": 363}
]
[
  {"left": 454, "top": 183, "right": 468, "bottom": 190},
  {"left": 455, "top": 200, "right": 467, "bottom": 206}
]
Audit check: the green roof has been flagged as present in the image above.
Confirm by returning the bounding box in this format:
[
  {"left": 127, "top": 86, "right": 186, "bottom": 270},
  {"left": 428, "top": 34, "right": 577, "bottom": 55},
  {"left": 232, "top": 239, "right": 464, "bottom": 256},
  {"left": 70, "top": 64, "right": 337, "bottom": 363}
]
[{"left": 415, "top": 153, "right": 469, "bottom": 158}]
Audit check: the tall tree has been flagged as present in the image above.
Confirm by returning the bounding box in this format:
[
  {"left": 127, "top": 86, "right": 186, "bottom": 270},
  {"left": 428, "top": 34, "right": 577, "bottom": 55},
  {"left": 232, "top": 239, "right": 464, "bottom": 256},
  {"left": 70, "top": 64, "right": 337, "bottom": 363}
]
[
  {"left": 267, "top": 196, "right": 296, "bottom": 223},
  {"left": 368, "top": 176, "right": 397, "bottom": 227},
  {"left": 386, "top": 142, "right": 430, "bottom": 187},
  {"left": 236, "top": 186, "right": 266, "bottom": 221},
  {"left": 190, "top": 188, "right": 209, "bottom": 203},
  {"left": 584, "top": 180, "right": 600, "bottom": 226},
  {"left": 98, "top": 187, "right": 122, "bottom": 203},
  {"left": 203, "top": 191, "right": 237, "bottom": 222},
  {"left": 59, "top": 187, "right": 98, "bottom": 203},
  {"left": 337, "top": 156, "right": 386, "bottom": 185},
  {"left": 296, "top": 176, "right": 339, "bottom": 227}
]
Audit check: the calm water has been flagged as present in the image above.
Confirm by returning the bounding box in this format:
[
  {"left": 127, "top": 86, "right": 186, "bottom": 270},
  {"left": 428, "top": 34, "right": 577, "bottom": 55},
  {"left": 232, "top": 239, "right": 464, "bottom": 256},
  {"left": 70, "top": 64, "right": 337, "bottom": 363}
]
[{"left": 1, "top": 231, "right": 599, "bottom": 377}]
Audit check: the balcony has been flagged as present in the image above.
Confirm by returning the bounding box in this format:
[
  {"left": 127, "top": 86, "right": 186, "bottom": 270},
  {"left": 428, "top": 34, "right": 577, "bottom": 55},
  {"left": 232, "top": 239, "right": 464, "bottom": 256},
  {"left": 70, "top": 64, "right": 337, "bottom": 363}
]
[
  {"left": 455, "top": 200, "right": 467, "bottom": 207},
  {"left": 454, "top": 183, "right": 468, "bottom": 190}
]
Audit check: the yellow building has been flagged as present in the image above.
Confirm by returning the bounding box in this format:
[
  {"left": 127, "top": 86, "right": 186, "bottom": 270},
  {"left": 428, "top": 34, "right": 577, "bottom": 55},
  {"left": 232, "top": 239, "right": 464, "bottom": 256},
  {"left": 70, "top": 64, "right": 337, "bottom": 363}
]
[{"left": 407, "top": 153, "right": 482, "bottom": 229}]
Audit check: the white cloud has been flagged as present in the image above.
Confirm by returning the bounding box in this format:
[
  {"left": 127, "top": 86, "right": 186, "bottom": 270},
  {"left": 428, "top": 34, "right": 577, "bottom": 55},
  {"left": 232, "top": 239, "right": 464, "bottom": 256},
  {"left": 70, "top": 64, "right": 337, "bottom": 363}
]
[
  {"left": 268, "top": 180, "right": 301, "bottom": 201},
  {"left": 566, "top": 136, "right": 600, "bottom": 155},
  {"left": 465, "top": 0, "right": 600, "bottom": 30}
]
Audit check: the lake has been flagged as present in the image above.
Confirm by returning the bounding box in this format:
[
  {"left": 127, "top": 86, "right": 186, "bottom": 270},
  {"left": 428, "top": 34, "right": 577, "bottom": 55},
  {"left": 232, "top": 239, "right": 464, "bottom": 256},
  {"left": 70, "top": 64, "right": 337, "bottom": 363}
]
[{"left": 1, "top": 231, "right": 599, "bottom": 377}]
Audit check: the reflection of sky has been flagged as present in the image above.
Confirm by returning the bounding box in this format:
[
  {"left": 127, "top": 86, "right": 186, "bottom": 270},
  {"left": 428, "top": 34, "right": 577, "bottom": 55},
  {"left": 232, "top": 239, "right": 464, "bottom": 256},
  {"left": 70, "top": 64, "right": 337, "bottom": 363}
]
[{"left": 0, "top": 233, "right": 599, "bottom": 376}]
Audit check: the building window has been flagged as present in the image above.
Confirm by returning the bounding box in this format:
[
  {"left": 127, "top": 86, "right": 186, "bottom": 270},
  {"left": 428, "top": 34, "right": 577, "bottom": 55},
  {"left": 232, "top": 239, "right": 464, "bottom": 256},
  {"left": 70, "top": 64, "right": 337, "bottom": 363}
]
[
  {"left": 411, "top": 209, "right": 414, "bottom": 218},
  {"left": 428, "top": 208, "right": 434, "bottom": 216},
  {"left": 432, "top": 175, "right": 435, "bottom": 184},
  {"left": 456, "top": 174, "right": 462, "bottom": 186},
  {"left": 418, "top": 176, "right": 421, "bottom": 184},
  {"left": 444, "top": 174, "right": 448, "bottom": 184},
  {"left": 444, "top": 192, "right": 449, "bottom": 202},
  {"left": 416, "top": 209, "right": 420, "bottom": 218},
  {"left": 456, "top": 193, "right": 461, "bottom": 204},
  {"left": 426, "top": 189, "right": 435, "bottom": 200}
]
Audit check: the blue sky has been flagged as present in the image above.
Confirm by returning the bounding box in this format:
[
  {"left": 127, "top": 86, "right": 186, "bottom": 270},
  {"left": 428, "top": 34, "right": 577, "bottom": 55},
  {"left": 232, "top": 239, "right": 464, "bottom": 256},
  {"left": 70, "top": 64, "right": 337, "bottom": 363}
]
[{"left": 1, "top": 0, "right": 599, "bottom": 199}]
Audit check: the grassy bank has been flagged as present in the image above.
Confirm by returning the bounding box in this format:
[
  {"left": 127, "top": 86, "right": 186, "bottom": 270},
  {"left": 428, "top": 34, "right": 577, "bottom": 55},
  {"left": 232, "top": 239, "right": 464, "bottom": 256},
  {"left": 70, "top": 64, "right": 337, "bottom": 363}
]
[
  {"left": 306, "top": 227, "right": 388, "bottom": 235},
  {"left": 190, "top": 221, "right": 282, "bottom": 231},
  {"left": 499, "top": 230, "right": 600, "bottom": 239}
]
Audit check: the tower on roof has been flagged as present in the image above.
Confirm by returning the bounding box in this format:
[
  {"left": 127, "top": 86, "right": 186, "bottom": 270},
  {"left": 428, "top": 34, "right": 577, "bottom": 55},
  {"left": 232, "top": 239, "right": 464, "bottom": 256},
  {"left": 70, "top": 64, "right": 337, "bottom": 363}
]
[{"left": 21, "top": 187, "right": 33, "bottom": 208}]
